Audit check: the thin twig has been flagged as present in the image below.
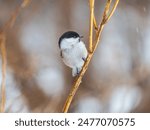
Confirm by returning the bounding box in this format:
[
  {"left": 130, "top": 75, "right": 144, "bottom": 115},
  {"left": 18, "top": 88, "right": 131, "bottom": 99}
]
[
  {"left": 94, "top": 0, "right": 119, "bottom": 49},
  {"left": 101, "top": 0, "right": 112, "bottom": 24},
  {"left": 2, "top": 0, "right": 31, "bottom": 33},
  {"left": 93, "top": 15, "right": 98, "bottom": 31},
  {"left": 89, "top": 0, "right": 95, "bottom": 52},
  {"left": 62, "top": 0, "right": 119, "bottom": 113},
  {"left": 0, "top": 34, "right": 6, "bottom": 113},
  {"left": 105, "top": 0, "right": 120, "bottom": 23},
  {"left": 0, "top": 0, "right": 31, "bottom": 113}
]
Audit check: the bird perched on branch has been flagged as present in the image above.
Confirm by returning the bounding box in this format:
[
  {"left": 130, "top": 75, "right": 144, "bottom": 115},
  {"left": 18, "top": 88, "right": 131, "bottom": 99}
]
[{"left": 59, "top": 31, "right": 88, "bottom": 77}]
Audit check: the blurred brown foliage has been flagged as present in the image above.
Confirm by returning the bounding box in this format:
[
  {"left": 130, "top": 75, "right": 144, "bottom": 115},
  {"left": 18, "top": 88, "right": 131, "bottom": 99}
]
[{"left": 0, "top": 0, "right": 150, "bottom": 112}]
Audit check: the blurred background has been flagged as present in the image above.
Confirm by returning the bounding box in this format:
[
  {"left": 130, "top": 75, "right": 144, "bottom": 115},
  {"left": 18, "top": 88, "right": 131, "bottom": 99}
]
[{"left": 0, "top": 0, "right": 150, "bottom": 112}]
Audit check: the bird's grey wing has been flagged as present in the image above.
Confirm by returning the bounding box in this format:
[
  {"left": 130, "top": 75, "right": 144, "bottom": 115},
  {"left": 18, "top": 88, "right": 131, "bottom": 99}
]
[
  {"left": 60, "top": 51, "right": 63, "bottom": 58},
  {"left": 82, "top": 57, "right": 86, "bottom": 61},
  {"left": 81, "top": 44, "right": 88, "bottom": 61}
]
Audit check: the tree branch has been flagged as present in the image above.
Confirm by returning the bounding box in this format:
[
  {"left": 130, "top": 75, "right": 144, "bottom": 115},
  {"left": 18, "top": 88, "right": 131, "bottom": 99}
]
[
  {"left": 0, "top": 0, "right": 31, "bottom": 113},
  {"left": 62, "top": 0, "right": 119, "bottom": 113},
  {"left": 105, "top": 0, "right": 120, "bottom": 23},
  {"left": 89, "top": 0, "right": 95, "bottom": 52},
  {"left": 0, "top": 34, "right": 6, "bottom": 112}
]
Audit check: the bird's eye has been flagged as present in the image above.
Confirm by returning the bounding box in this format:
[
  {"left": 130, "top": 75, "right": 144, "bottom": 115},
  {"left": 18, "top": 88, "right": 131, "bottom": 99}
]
[{"left": 73, "top": 36, "right": 77, "bottom": 38}]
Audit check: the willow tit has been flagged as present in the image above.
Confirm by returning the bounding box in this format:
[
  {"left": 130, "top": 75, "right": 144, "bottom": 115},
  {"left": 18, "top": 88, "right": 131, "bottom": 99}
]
[{"left": 58, "top": 31, "right": 88, "bottom": 77}]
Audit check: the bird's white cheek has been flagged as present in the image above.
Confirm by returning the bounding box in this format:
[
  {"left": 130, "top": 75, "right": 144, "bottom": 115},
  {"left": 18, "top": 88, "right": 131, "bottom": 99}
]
[{"left": 60, "top": 38, "right": 79, "bottom": 50}]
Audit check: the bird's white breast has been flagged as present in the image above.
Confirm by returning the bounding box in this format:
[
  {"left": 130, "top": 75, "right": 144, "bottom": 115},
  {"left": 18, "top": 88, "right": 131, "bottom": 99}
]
[{"left": 62, "top": 41, "right": 87, "bottom": 68}]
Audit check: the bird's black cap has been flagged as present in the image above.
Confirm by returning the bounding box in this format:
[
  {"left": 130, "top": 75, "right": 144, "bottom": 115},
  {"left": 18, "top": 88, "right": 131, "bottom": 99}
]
[{"left": 58, "top": 31, "right": 80, "bottom": 48}]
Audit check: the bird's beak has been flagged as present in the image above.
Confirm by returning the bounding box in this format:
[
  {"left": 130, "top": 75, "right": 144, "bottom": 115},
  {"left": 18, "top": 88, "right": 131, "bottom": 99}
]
[{"left": 80, "top": 36, "right": 83, "bottom": 38}]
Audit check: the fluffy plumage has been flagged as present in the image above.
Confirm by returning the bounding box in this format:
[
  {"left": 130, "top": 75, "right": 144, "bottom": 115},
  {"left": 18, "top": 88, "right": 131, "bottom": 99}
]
[{"left": 59, "top": 31, "right": 88, "bottom": 76}]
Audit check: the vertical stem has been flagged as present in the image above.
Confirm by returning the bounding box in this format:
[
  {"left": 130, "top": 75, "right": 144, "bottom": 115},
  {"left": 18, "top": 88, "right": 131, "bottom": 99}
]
[
  {"left": 0, "top": 34, "right": 6, "bottom": 113},
  {"left": 0, "top": 0, "right": 31, "bottom": 113},
  {"left": 89, "top": 0, "right": 95, "bottom": 52}
]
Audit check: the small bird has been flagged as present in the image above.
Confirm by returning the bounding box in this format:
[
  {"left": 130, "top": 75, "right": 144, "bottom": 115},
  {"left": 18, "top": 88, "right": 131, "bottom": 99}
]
[{"left": 58, "top": 31, "right": 88, "bottom": 77}]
